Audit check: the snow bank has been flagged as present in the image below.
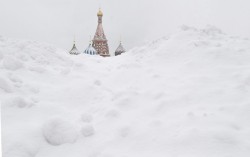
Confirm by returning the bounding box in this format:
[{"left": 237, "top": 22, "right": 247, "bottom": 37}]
[{"left": 2, "top": 26, "right": 250, "bottom": 157}]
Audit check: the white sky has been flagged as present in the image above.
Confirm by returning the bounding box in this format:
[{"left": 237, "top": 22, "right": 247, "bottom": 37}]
[{"left": 1, "top": 0, "right": 250, "bottom": 53}]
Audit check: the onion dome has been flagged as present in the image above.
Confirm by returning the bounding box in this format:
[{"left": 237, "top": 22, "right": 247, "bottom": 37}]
[
  {"left": 84, "top": 43, "right": 97, "bottom": 55},
  {"left": 115, "top": 42, "right": 126, "bottom": 56},
  {"left": 69, "top": 41, "right": 80, "bottom": 55},
  {"left": 97, "top": 8, "right": 103, "bottom": 16}
]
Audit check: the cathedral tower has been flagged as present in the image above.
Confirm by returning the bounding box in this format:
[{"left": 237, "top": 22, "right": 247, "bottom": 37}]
[
  {"left": 69, "top": 40, "right": 80, "bottom": 55},
  {"left": 115, "top": 40, "right": 126, "bottom": 56},
  {"left": 92, "top": 9, "right": 110, "bottom": 57}
]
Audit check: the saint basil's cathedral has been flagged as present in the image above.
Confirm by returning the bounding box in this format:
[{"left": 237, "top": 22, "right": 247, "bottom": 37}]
[{"left": 69, "top": 9, "right": 126, "bottom": 56}]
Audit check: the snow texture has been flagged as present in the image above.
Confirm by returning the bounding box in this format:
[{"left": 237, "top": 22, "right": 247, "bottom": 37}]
[
  {"left": 81, "top": 125, "right": 95, "bottom": 137},
  {"left": 42, "top": 118, "right": 78, "bottom": 145},
  {"left": 2, "top": 56, "right": 24, "bottom": 71},
  {"left": 3, "top": 97, "right": 34, "bottom": 108},
  {"left": 1, "top": 26, "right": 250, "bottom": 157},
  {"left": 0, "top": 77, "right": 12, "bottom": 93}
]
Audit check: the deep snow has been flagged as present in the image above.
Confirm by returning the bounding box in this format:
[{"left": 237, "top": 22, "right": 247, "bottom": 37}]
[{"left": 1, "top": 26, "right": 250, "bottom": 157}]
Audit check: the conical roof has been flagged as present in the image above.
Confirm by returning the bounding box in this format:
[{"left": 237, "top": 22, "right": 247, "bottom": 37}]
[
  {"left": 93, "top": 9, "right": 107, "bottom": 41},
  {"left": 93, "top": 23, "right": 107, "bottom": 41},
  {"left": 69, "top": 42, "right": 80, "bottom": 55},
  {"left": 115, "top": 42, "right": 126, "bottom": 56},
  {"left": 84, "top": 44, "right": 97, "bottom": 55}
]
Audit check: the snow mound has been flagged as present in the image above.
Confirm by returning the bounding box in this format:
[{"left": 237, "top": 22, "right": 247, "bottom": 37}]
[
  {"left": 2, "top": 26, "right": 250, "bottom": 157},
  {"left": 42, "top": 118, "right": 78, "bottom": 146},
  {"left": 0, "top": 37, "right": 72, "bottom": 69}
]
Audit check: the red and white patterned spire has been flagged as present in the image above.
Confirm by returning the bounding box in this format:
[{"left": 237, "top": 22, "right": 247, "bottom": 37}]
[{"left": 92, "top": 8, "right": 110, "bottom": 57}]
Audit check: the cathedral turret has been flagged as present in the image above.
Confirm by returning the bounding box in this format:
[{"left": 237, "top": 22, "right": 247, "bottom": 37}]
[
  {"left": 115, "top": 41, "right": 126, "bottom": 56},
  {"left": 92, "top": 8, "right": 110, "bottom": 57},
  {"left": 69, "top": 40, "right": 80, "bottom": 55},
  {"left": 84, "top": 41, "right": 97, "bottom": 55}
]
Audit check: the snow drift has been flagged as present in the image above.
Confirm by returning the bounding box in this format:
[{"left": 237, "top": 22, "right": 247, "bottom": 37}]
[{"left": 1, "top": 26, "right": 250, "bottom": 157}]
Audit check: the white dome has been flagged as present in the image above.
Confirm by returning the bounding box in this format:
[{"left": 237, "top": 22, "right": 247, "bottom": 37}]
[{"left": 84, "top": 44, "right": 97, "bottom": 55}]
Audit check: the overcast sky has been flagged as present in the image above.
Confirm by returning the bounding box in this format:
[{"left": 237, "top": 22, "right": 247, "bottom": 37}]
[{"left": 1, "top": 0, "right": 250, "bottom": 54}]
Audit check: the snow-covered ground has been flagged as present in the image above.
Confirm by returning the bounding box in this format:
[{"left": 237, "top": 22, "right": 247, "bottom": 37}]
[{"left": 1, "top": 26, "right": 250, "bottom": 157}]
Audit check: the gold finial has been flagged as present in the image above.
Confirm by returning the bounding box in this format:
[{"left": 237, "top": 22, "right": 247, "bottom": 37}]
[
  {"left": 120, "top": 35, "right": 122, "bottom": 44},
  {"left": 73, "top": 35, "right": 76, "bottom": 44},
  {"left": 97, "top": 8, "right": 103, "bottom": 16}
]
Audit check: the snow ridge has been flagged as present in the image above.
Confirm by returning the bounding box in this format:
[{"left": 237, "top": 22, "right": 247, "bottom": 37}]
[{"left": 1, "top": 26, "right": 250, "bottom": 157}]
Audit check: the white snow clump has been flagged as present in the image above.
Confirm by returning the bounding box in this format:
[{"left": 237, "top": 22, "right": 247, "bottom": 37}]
[{"left": 42, "top": 118, "right": 78, "bottom": 146}]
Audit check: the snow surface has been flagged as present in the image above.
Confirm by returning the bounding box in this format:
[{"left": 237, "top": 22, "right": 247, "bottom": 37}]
[{"left": 1, "top": 26, "right": 250, "bottom": 157}]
